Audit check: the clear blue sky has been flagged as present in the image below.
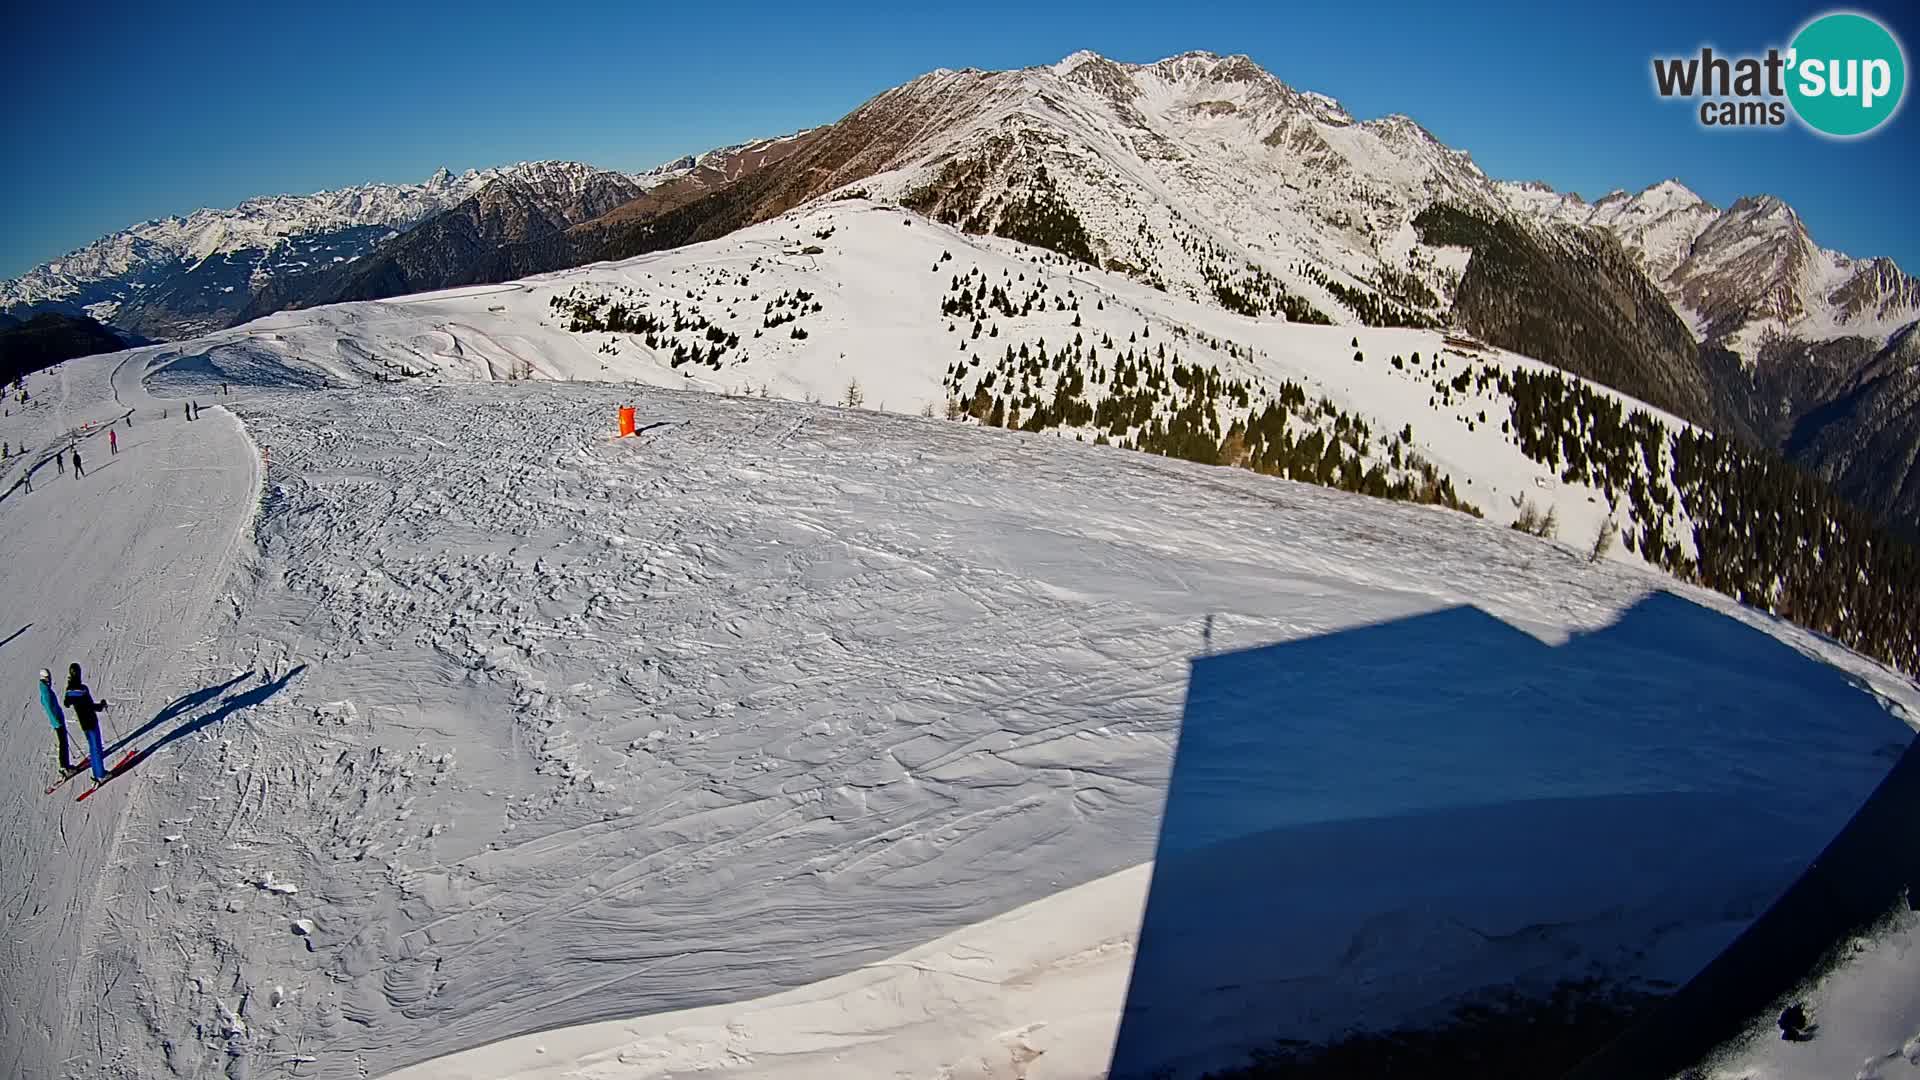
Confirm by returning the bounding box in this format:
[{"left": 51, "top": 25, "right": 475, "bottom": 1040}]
[{"left": 3, "top": 0, "right": 1915, "bottom": 278}]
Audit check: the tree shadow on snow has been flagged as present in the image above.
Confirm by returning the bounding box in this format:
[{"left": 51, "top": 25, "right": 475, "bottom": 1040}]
[
  {"left": 1107, "top": 591, "right": 1912, "bottom": 1080},
  {"left": 126, "top": 665, "right": 307, "bottom": 765}
]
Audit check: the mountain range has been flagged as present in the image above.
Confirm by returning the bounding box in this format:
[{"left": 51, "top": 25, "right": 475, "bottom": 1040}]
[{"left": 4, "top": 50, "right": 1915, "bottom": 534}]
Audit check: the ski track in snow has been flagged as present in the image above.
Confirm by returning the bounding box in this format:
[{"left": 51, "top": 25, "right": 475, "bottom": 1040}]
[
  {"left": 0, "top": 357, "right": 258, "bottom": 1078},
  {"left": 2, "top": 259, "right": 1918, "bottom": 1077},
  {"left": 163, "top": 200, "right": 1706, "bottom": 573}
]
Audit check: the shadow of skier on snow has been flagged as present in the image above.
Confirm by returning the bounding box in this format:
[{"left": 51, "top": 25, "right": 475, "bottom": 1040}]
[
  {"left": 122, "top": 665, "right": 308, "bottom": 767},
  {"left": 108, "top": 669, "right": 256, "bottom": 755}
]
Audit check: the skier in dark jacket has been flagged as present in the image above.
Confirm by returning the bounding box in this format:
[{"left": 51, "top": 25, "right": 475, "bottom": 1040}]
[
  {"left": 64, "top": 664, "right": 109, "bottom": 781},
  {"left": 40, "top": 669, "right": 78, "bottom": 775},
  {"left": 71, "top": 447, "right": 83, "bottom": 478}
]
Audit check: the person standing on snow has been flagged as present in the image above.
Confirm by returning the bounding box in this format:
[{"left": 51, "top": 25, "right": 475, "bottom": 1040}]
[
  {"left": 63, "top": 664, "right": 110, "bottom": 782},
  {"left": 39, "top": 669, "right": 79, "bottom": 776},
  {"left": 109, "top": 429, "right": 118, "bottom": 456},
  {"left": 71, "top": 447, "right": 83, "bottom": 478}
]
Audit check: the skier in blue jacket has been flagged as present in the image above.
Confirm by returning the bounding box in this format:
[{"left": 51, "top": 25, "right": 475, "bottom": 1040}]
[
  {"left": 63, "top": 664, "right": 109, "bottom": 782},
  {"left": 39, "top": 669, "right": 78, "bottom": 776}
]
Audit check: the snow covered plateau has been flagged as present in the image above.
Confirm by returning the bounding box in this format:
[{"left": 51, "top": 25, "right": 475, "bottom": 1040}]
[{"left": 1, "top": 201, "right": 1917, "bottom": 1080}]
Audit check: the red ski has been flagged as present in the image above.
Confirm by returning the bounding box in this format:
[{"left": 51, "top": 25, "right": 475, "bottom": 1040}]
[
  {"left": 45, "top": 767, "right": 87, "bottom": 795},
  {"left": 74, "top": 750, "right": 141, "bottom": 802}
]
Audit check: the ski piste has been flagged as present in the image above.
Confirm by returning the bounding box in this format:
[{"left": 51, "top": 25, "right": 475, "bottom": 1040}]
[{"left": 73, "top": 750, "right": 141, "bottom": 802}]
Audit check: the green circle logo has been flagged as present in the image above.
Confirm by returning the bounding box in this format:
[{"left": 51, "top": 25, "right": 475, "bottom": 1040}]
[{"left": 1787, "top": 12, "right": 1906, "bottom": 137}]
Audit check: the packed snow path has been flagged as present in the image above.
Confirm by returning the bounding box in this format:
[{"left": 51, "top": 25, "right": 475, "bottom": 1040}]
[
  {"left": 0, "top": 356, "right": 258, "bottom": 1078},
  {"left": 4, "top": 363, "right": 1916, "bottom": 1079}
]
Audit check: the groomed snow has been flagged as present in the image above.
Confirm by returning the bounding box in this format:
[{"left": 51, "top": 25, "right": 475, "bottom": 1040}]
[{"left": 0, "top": 354, "right": 260, "bottom": 1076}]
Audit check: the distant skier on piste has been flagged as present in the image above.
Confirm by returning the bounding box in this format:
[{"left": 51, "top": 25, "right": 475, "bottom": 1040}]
[
  {"left": 39, "top": 669, "right": 78, "bottom": 776},
  {"left": 63, "top": 664, "right": 109, "bottom": 782},
  {"left": 71, "top": 447, "right": 83, "bottom": 478}
]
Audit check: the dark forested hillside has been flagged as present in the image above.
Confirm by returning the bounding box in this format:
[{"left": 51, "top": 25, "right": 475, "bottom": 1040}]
[
  {"left": 1418, "top": 203, "right": 1920, "bottom": 541},
  {"left": 0, "top": 313, "right": 132, "bottom": 383},
  {"left": 1769, "top": 328, "right": 1920, "bottom": 540},
  {"left": 1414, "top": 205, "right": 1754, "bottom": 443},
  {"left": 1499, "top": 362, "right": 1917, "bottom": 672}
]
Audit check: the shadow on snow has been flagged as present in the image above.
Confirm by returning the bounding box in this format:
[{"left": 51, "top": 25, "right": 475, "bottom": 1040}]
[
  {"left": 112, "top": 666, "right": 307, "bottom": 769},
  {"left": 108, "top": 669, "right": 256, "bottom": 756},
  {"left": 1108, "top": 590, "right": 1911, "bottom": 1079}
]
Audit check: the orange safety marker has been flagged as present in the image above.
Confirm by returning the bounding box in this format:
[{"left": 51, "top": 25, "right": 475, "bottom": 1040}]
[{"left": 617, "top": 406, "right": 636, "bottom": 437}]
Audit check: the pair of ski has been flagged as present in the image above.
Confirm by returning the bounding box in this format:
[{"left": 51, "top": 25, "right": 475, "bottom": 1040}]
[{"left": 46, "top": 749, "right": 142, "bottom": 801}]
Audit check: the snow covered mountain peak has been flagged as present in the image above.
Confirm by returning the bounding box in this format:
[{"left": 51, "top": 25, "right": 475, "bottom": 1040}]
[
  {"left": 642, "top": 153, "right": 699, "bottom": 178},
  {"left": 1050, "top": 49, "right": 1106, "bottom": 75},
  {"left": 1722, "top": 192, "right": 1801, "bottom": 230},
  {"left": 1496, "top": 172, "right": 1915, "bottom": 351},
  {"left": 830, "top": 46, "right": 1506, "bottom": 331},
  {"left": 1143, "top": 50, "right": 1270, "bottom": 83},
  {"left": 489, "top": 159, "right": 611, "bottom": 182},
  {"left": 1640, "top": 177, "right": 1707, "bottom": 209},
  {"left": 475, "top": 160, "right": 635, "bottom": 201}
]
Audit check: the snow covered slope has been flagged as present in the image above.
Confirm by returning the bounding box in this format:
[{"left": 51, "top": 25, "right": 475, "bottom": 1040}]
[
  {"left": 168, "top": 200, "right": 1716, "bottom": 578},
  {"left": 3, "top": 294, "right": 1917, "bottom": 1079},
  {"left": 141, "top": 202, "right": 1920, "bottom": 686},
  {"left": 384, "top": 865, "right": 1152, "bottom": 1080},
  {"left": 1690, "top": 912, "right": 1920, "bottom": 1080},
  {"left": 0, "top": 354, "right": 261, "bottom": 1078},
  {"left": 3, "top": 342, "right": 1904, "bottom": 1076}
]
